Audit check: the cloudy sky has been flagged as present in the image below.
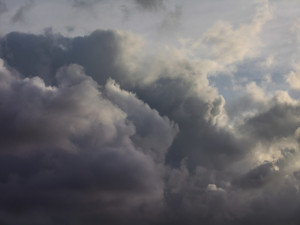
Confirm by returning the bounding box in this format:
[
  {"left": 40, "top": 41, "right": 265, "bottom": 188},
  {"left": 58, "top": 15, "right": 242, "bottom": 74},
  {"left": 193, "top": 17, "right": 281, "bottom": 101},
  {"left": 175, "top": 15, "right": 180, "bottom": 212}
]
[{"left": 1, "top": 0, "right": 300, "bottom": 224}]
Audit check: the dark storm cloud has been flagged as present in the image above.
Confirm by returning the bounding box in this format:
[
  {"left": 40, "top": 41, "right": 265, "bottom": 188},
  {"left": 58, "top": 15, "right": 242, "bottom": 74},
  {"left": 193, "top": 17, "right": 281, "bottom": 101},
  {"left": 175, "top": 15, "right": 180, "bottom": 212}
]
[
  {"left": 162, "top": 159, "right": 300, "bottom": 225},
  {"left": 0, "top": 150, "right": 162, "bottom": 225},
  {"left": 105, "top": 79, "right": 178, "bottom": 163},
  {"left": 11, "top": 0, "right": 34, "bottom": 23},
  {"left": 232, "top": 162, "right": 279, "bottom": 188},
  {"left": 0, "top": 61, "right": 177, "bottom": 225},
  {"left": 0, "top": 60, "right": 178, "bottom": 162},
  {"left": 0, "top": 30, "right": 246, "bottom": 170},
  {"left": 240, "top": 99, "right": 300, "bottom": 142},
  {"left": 135, "top": 76, "right": 243, "bottom": 170},
  {"left": 1, "top": 29, "right": 300, "bottom": 225},
  {"left": 0, "top": 30, "right": 137, "bottom": 85}
]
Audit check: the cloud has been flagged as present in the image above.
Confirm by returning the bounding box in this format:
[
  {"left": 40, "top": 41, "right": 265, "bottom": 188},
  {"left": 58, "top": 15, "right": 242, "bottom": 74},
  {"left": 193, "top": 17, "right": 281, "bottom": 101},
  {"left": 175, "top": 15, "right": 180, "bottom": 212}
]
[
  {"left": 72, "top": 0, "right": 97, "bottom": 8},
  {"left": 158, "top": 5, "right": 182, "bottom": 34},
  {"left": 105, "top": 78, "right": 178, "bottom": 163},
  {"left": 11, "top": 0, "right": 34, "bottom": 23},
  {"left": 72, "top": 0, "right": 164, "bottom": 12},
  {"left": 0, "top": 0, "right": 7, "bottom": 16},
  {"left": 200, "top": 0, "right": 272, "bottom": 65},
  {"left": 0, "top": 29, "right": 233, "bottom": 172},
  {"left": 286, "top": 62, "right": 300, "bottom": 90},
  {"left": 72, "top": 0, "right": 107, "bottom": 11},
  {"left": 2, "top": 1, "right": 300, "bottom": 223},
  {"left": 0, "top": 60, "right": 179, "bottom": 224},
  {"left": 134, "top": 0, "right": 164, "bottom": 11},
  {"left": 206, "top": 184, "right": 226, "bottom": 192},
  {"left": 232, "top": 162, "right": 279, "bottom": 188},
  {"left": 240, "top": 93, "right": 300, "bottom": 142},
  {"left": 0, "top": 28, "right": 247, "bottom": 224},
  {"left": 0, "top": 30, "right": 143, "bottom": 85},
  {"left": 286, "top": 71, "right": 300, "bottom": 89}
]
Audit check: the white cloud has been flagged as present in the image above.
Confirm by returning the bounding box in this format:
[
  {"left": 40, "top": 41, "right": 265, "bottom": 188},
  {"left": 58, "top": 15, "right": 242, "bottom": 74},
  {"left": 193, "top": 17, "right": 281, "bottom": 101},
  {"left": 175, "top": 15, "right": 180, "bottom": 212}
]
[
  {"left": 206, "top": 184, "right": 226, "bottom": 192},
  {"left": 201, "top": 0, "right": 272, "bottom": 65},
  {"left": 286, "top": 62, "right": 300, "bottom": 90}
]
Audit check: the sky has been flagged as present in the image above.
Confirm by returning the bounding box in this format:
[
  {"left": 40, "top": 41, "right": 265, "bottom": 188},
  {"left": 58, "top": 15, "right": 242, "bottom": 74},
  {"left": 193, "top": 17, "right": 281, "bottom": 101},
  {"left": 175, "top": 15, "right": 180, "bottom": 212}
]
[{"left": 1, "top": 0, "right": 300, "bottom": 224}]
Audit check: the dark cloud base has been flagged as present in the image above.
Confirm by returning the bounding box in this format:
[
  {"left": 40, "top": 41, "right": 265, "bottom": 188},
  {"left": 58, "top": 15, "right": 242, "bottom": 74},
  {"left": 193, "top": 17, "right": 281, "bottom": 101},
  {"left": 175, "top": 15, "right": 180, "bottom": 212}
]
[{"left": 1, "top": 30, "right": 300, "bottom": 225}]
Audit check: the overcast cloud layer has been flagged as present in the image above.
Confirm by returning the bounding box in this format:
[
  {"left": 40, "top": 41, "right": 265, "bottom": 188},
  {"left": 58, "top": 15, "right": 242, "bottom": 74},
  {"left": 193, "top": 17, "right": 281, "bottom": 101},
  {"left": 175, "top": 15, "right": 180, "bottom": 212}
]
[{"left": 1, "top": 0, "right": 300, "bottom": 225}]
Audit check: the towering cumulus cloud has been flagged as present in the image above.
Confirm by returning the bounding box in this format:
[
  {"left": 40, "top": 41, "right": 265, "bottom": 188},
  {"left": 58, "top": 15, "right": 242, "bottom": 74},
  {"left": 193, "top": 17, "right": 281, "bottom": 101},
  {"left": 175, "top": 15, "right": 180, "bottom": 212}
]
[
  {"left": 1, "top": 0, "right": 300, "bottom": 225},
  {"left": 0, "top": 59, "right": 177, "bottom": 225}
]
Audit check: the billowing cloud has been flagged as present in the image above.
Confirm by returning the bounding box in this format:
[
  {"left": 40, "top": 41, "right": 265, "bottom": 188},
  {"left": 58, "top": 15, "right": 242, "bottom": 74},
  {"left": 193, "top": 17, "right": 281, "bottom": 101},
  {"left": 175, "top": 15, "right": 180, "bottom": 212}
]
[
  {"left": 0, "top": 30, "right": 143, "bottom": 85},
  {"left": 2, "top": 0, "right": 300, "bottom": 224},
  {"left": 200, "top": 0, "right": 272, "bottom": 65},
  {"left": 105, "top": 78, "right": 178, "bottom": 163},
  {"left": 0, "top": 59, "right": 178, "bottom": 224},
  {"left": 286, "top": 62, "right": 300, "bottom": 90},
  {"left": 239, "top": 91, "right": 300, "bottom": 142}
]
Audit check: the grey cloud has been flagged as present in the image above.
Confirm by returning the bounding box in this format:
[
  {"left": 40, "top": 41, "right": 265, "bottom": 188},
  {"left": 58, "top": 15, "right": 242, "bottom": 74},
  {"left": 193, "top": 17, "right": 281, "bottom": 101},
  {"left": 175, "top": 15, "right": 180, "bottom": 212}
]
[
  {"left": 1, "top": 28, "right": 300, "bottom": 225},
  {"left": 135, "top": 76, "right": 243, "bottom": 170},
  {"left": 72, "top": 0, "right": 106, "bottom": 10},
  {"left": 0, "top": 63, "right": 130, "bottom": 152},
  {"left": 72, "top": 0, "right": 164, "bottom": 12},
  {"left": 0, "top": 30, "right": 139, "bottom": 86},
  {"left": 73, "top": 0, "right": 94, "bottom": 8},
  {"left": 0, "top": 61, "right": 176, "bottom": 224},
  {"left": 0, "top": 0, "right": 300, "bottom": 224},
  {"left": 1, "top": 30, "right": 238, "bottom": 171},
  {"left": 240, "top": 102, "right": 300, "bottom": 142},
  {"left": 0, "top": 0, "right": 7, "bottom": 16},
  {"left": 0, "top": 60, "right": 178, "bottom": 161},
  {"left": 135, "top": 0, "right": 164, "bottom": 11},
  {"left": 0, "top": 29, "right": 248, "bottom": 171},
  {"left": 232, "top": 162, "right": 279, "bottom": 189},
  {"left": 0, "top": 150, "right": 162, "bottom": 225},
  {"left": 293, "top": 170, "right": 300, "bottom": 180},
  {"left": 105, "top": 78, "right": 179, "bottom": 163},
  {"left": 65, "top": 26, "right": 75, "bottom": 33},
  {"left": 11, "top": 0, "right": 34, "bottom": 23},
  {"left": 162, "top": 159, "right": 300, "bottom": 225},
  {"left": 158, "top": 5, "right": 182, "bottom": 34}
]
